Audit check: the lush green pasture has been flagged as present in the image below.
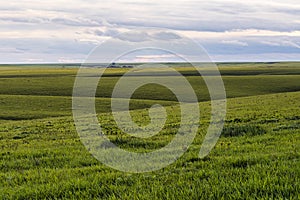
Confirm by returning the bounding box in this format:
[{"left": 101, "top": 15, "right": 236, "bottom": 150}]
[
  {"left": 1, "top": 92, "right": 299, "bottom": 199},
  {"left": 0, "top": 63, "right": 299, "bottom": 199},
  {"left": 0, "top": 95, "right": 176, "bottom": 120},
  {"left": 0, "top": 63, "right": 300, "bottom": 102}
]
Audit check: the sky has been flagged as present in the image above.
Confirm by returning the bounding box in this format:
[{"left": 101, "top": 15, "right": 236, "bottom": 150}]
[{"left": 0, "top": 0, "right": 300, "bottom": 63}]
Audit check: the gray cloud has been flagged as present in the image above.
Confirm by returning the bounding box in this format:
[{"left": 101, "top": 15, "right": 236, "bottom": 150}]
[
  {"left": 152, "top": 32, "right": 182, "bottom": 40},
  {"left": 116, "top": 32, "right": 151, "bottom": 42},
  {"left": 0, "top": 0, "right": 299, "bottom": 62},
  {"left": 2, "top": 1, "right": 300, "bottom": 32},
  {"left": 50, "top": 17, "right": 102, "bottom": 27},
  {"left": 0, "top": 16, "right": 44, "bottom": 24},
  {"left": 93, "top": 29, "right": 104, "bottom": 36}
]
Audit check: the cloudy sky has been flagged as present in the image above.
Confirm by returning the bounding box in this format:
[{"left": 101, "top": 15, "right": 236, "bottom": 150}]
[{"left": 0, "top": 0, "right": 300, "bottom": 63}]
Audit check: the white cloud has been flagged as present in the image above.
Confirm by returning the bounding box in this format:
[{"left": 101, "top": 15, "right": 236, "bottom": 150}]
[
  {"left": 261, "top": 40, "right": 300, "bottom": 48},
  {"left": 221, "top": 40, "right": 248, "bottom": 46},
  {"left": 25, "top": 58, "right": 44, "bottom": 63},
  {"left": 261, "top": 41, "right": 281, "bottom": 46},
  {"left": 211, "top": 53, "right": 300, "bottom": 62},
  {"left": 179, "top": 30, "right": 300, "bottom": 41},
  {"left": 57, "top": 57, "right": 83, "bottom": 63},
  {"left": 133, "top": 54, "right": 177, "bottom": 62},
  {"left": 282, "top": 41, "right": 300, "bottom": 49}
]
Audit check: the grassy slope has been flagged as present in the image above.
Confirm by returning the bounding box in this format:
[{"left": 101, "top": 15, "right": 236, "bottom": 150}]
[
  {"left": 0, "top": 95, "right": 176, "bottom": 120},
  {"left": 0, "top": 92, "right": 299, "bottom": 199},
  {"left": 0, "top": 63, "right": 299, "bottom": 118},
  {"left": 0, "top": 63, "right": 299, "bottom": 199}
]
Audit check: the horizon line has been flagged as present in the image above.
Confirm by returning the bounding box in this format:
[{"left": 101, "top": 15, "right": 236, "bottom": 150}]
[{"left": 1, "top": 60, "right": 300, "bottom": 65}]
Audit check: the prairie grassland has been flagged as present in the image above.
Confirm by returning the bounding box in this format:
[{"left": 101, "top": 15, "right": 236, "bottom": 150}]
[{"left": 0, "top": 63, "right": 299, "bottom": 199}]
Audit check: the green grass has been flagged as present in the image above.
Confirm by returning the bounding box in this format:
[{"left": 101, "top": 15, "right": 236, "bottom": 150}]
[
  {"left": 0, "top": 64, "right": 299, "bottom": 102},
  {"left": 0, "top": 63, "right": 299, "bottom": 199},
  {"left": 0, "top": 95, "right": 176, "bottom": 120},
  {"left": 1, "top": 92, "right": 299, "bottom": 199}
]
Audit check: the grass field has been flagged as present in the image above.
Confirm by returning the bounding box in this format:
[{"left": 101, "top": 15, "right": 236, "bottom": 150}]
[{"left": 0, "top": 62, "right": 299, "bottom": 199}]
